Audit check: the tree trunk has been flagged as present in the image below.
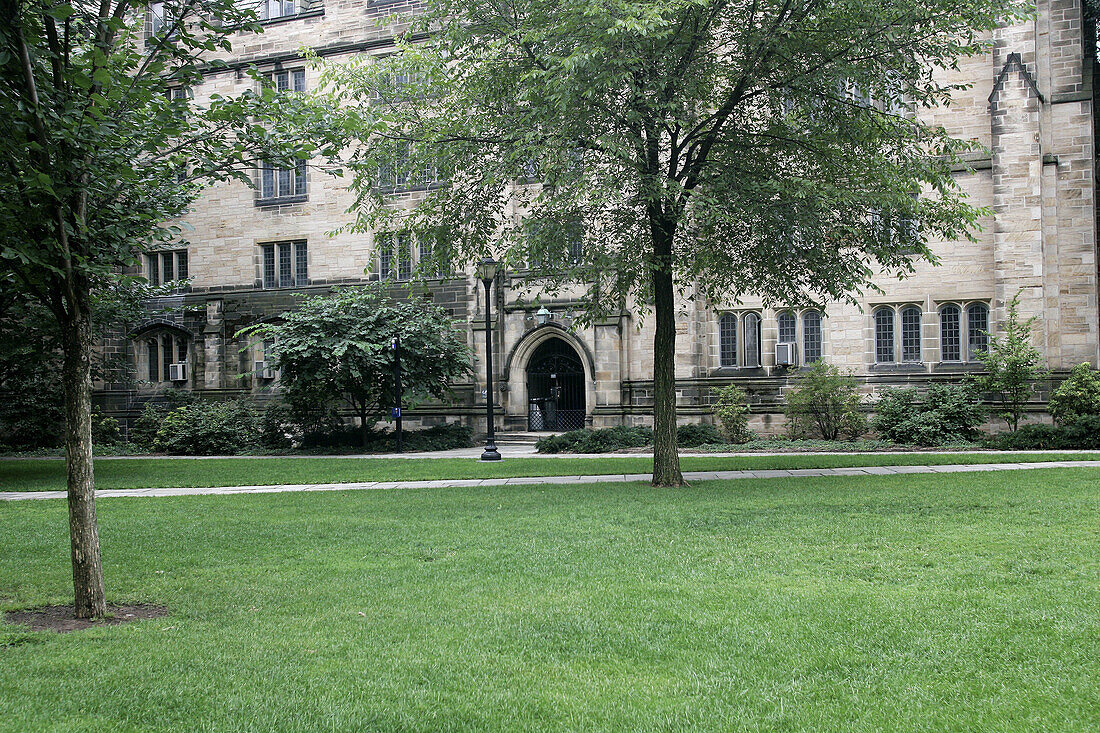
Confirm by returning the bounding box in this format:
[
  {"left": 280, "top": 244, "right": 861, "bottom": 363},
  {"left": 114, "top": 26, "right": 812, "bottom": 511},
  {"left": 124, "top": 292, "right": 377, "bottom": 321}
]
[
  {"left": 650, "top": 225, "right": 684, "bottom": 487},
  {"left": 61, "top": 295, "right": 107, "bottom": 619}
]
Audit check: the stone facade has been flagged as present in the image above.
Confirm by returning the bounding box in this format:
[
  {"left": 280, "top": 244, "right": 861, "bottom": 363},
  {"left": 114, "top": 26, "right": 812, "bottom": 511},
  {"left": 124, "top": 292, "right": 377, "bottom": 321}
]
[{"left": 98, "top": 0, "right": 1100, "bottom": 436}]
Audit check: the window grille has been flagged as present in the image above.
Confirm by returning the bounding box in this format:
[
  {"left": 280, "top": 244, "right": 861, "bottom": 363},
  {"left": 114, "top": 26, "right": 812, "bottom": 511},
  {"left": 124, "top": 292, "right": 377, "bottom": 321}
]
[
  {"left": 875, "top": 308, "right": 895, "bottom": 363},
  {"left": 719, "top": 314, "right": 737, "bottom": 367},
  {"left": 940, "top": 305, "right": 961, "bottom": 361},
  {"left": 777, "top": 312, "right": 796, "bottom": 343},
  {"left": 967, "top": 304, "right": 989, "bottom": 360},
  {"left": 743, "top": 312, "right": 761, "bottom": 368},
  {"left": 803, "top": 311, "right": 822, "bottom": 363},
  {"left": 901, "top": 306, "right": 922, "bottom": 362}
]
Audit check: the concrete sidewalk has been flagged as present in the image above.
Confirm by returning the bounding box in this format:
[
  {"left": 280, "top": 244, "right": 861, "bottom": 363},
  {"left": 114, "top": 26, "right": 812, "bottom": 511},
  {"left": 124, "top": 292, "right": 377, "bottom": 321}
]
[{"left": 3, "top": 460, "right": 1096, "bottom": 502}]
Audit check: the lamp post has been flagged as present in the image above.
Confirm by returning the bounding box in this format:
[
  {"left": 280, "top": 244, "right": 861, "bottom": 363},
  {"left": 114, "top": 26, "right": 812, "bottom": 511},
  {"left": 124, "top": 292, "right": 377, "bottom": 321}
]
[
  {"left": 391, "top": 335, "right": 402, "bottom": 453},
  {"left": 477, "top": 257, "right": 501, "bottom": 461}
]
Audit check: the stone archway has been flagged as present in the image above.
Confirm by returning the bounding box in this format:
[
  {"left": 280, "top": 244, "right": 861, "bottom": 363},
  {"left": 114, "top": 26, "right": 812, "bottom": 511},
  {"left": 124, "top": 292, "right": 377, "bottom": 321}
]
[{"left": 525, "top": 337, "right": 586, "bottom": 431}]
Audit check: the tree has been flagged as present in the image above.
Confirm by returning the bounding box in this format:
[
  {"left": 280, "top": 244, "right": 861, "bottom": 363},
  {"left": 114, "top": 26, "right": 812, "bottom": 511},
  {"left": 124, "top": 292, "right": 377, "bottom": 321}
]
[
  {"left": 239, "top": 287, "right": 472, "bottom": 448},
  {"left": 971, "top": 290, "right": 1049, "bottom": 432},
  {"left": 316, "top": 0, "right": 1024, "bottom": 485},
  {"left": 0, "top": 1, "right": 333, "bottom": 617}
]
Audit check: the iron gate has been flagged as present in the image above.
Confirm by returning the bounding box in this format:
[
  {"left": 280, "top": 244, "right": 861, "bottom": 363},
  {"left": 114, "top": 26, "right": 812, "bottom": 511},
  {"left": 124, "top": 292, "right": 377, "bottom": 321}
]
[{"left": 526, "top": 338, "right": 586, "bottom": 431}]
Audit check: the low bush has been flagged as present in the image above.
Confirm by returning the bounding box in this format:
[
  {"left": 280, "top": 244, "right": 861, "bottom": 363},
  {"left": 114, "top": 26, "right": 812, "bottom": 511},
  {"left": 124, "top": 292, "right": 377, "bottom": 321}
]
[
  {"left": 784, "top": 361, "right": 865, "bottom": 440},
  {"left": 91, "top": 408, "right": 122, "bottom": 445},
  {"left": 873, "top": 383, "right": 984, "bottom": 446},
  {"left": 128, "top": 401, "right": 165, "bottom": 448},
  {"left": 712, "top": 385, "right": 753, "bottom": 444},
  {"left": 399, "top": 423, "right": 474, "bottom": 452},
  {"left": 536, "top": 426, "right": 654, "bottom": 454},
  {"left": 1048, "top": 363, "right": 1100, "bottom": 425},
  {"left": 259, "top": 402, "right": 297, "bottom": 450},
  {"left": 153, "top": 400, "right": 260, "bottom": 455},
  {"left": 986, "top": 415, "right": 1100, "bottom": 450},
  {"left": 677, "top": 422, "right": 723, "bottom": 447}
]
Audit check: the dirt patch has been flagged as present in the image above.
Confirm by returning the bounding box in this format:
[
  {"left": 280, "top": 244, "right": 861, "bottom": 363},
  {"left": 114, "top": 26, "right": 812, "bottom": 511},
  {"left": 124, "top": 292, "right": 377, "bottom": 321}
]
[{"left": 4, "top": 603, "right": 168, "bottom": 634}]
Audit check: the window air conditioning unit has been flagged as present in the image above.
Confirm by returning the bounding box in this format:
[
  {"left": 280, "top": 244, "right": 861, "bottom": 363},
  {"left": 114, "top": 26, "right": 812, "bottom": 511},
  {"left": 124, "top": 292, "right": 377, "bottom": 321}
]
[
  {"left": 255, "top": 361, "right": 277, "bottom": 380},
  {"left": 168, "top": 362, "right": 187, "bottom": 382},
  {"left": 775, "top": 342, "right": 796, "bottom": 367}
]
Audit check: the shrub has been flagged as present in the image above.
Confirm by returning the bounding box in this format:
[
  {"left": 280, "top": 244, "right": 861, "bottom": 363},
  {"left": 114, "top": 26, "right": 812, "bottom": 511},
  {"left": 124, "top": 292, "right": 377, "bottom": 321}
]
[
  {"left": 713, "top": 385, "right": 753, "bottom": 444},
  {"left": 536, "top": 426, "right": 653, "bottom": 454},
  {"left": 1048, "top": 363, "right": 1100, "bottom": 425},
  {"left": 128, "top": 401, "right": 165, "bottom": 448},
  {"left": 153, "top": 400, "right": 260, "bottom": 455},
  {"left": 873, "top": 383, "right": 984, "bottom": 446},
  {"left": 91, "top": 409, "right": 122, "bottom": 445},
  {"left": 987, "top": 414, "right": 1100, "bottom": 450},
  {"left": 677, "top": 422, "right": 723, "bottom": 447},
  {"left": 784, "top": 361, "right": 865, "bottom": 440},
  {"left": 259, "top": 402, "right": 297, "bottom": 449},
  {"left": 401, "top": 423, "right": 474, "bottom": 451}
]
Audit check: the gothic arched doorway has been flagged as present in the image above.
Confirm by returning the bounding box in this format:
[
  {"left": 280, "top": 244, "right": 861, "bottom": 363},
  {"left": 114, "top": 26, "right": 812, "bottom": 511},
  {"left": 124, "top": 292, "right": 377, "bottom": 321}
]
[{"left": 526, "top": 337, "right": 586, "bottom": 431}]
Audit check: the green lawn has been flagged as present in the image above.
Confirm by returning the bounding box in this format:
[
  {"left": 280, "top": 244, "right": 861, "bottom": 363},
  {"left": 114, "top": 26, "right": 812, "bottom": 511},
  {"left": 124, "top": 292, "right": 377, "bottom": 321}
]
[
  {"left": 2, "top": 468, "right": 1098, "bottom": 731},
  {"left": 2, "top": 451, "right": 1100, "bottom": 491}
]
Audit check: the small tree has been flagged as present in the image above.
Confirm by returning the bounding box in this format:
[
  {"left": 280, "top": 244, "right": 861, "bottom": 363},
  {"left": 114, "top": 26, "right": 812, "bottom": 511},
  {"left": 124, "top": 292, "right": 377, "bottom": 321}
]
[
  {"left": 1048, "top": 363, "right": 1100, "bottom": 425},
  {"left": 240, "top": 288, "right": 472, "bottom": 448},
  {"left": 784, "top": 361, "right": 865, "bottom": 441},
  {"left": 972, "top": 290, "right": 1048, "bottom": 432},
  {"left": 712, "top": 384, "right": 752, "bottom": 444}
]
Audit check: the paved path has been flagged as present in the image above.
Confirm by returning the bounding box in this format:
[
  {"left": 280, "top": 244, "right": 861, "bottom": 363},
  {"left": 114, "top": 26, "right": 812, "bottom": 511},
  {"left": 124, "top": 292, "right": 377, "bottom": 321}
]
[{"left": 3, "top": 460, "right": 1096, "bottom": 502}]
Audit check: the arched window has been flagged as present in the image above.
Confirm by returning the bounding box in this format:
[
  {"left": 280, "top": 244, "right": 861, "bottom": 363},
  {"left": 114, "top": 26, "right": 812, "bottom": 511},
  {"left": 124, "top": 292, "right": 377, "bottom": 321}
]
[
  {"left": 777, "top": 312, "right": 796, "bottom": 344},
  {"left": 803, "top": 311, "right": 822, "bottom": 364},
  {"left": 719, "top": 314, "right": 738, "bottom": 367},
  {"left": 967, "top": 303, "right": 989, "bottom": 360},
  {"left": 940, "top": 304, "right": 961, "bottom": 361},
  {"left": 900, "top": 305, "right": 922, "bottom": 363},
  {"left": 742, "top": 312, "right": 762, "bottom": 368},
  {"left": 874, "top": 308, "right": 895, "bottom": 363},
  {"left": 140, "top": 330, "right": 189, "bottom": 383}
]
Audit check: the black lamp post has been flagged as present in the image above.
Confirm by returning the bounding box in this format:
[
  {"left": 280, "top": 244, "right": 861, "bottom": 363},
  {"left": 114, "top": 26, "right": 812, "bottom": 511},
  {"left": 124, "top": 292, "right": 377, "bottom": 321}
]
[{"left": 477, "top": 256, "right": 501, "bottom": 461}]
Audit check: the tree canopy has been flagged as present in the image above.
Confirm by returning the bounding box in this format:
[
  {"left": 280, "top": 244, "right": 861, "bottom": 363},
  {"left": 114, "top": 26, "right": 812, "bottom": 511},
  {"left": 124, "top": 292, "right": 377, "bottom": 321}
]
[{"left": 318, "top": 0, "right": 1026, "bottom": 484}]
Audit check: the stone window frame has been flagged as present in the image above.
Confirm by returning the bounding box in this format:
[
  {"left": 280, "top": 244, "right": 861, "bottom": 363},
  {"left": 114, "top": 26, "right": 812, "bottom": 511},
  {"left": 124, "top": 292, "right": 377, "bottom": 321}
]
[
  {"left": 145, "top": 250, "right": 189, "bottom": 290},
  {"left": 872, "top": 303, "right": 924, "bottom": 365},
  {"left": 138, "top": 330, "right": 190, "bottom": 384},
  {"left": 259, "top": 240, "right": 309, "bottom": 289},
  {"left": 935, "top": 300, "right": 991, "bottom": 364},
  {"left": 255, "top": 68, "right": 309, "bottom": 207},
  {"left": 802, "top": 309, "right": 824, "bottom": 365}
]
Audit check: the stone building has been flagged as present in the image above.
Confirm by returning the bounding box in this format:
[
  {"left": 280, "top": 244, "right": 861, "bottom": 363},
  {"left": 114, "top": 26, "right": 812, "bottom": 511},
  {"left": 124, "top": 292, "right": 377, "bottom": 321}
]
[{"left": 99, "top": 0, "right": 1100, "bottom": 435}]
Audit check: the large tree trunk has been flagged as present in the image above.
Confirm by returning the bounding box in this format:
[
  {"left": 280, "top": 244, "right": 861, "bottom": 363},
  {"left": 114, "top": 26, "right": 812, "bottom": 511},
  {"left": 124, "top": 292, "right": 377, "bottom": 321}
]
[
  {"left": 61, "top": 294, "right": 107, "bottom": 619},
  {"left": 650, "top": 226, "right": 684, "bottom": 487}
]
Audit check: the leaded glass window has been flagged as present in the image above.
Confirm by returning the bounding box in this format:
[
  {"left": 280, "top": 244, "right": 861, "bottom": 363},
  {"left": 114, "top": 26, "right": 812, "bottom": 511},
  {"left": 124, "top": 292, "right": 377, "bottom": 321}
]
[
  {"left": 875, "top": 308, "right": 895, "bottom": 363},
  {"left": 777, "top": 312, "right": 796, "bottom": 344},
  {"left": 719, "top": 314, "right": 737, "bottom": 367},
  {"left": 967, "top": 304, "right": 989, "bottom": 360},
  {"left": 743, "top": 312, "right": 761, "bottom": 368},
  {"left": 803, "top": 311, "right": 822, "bottom": 363},
  {"left": 901, "top": 306, "right": 922, "bottom": 362},
  {"left": 940, "top": 305, "right": 961, "bottom": 361}
]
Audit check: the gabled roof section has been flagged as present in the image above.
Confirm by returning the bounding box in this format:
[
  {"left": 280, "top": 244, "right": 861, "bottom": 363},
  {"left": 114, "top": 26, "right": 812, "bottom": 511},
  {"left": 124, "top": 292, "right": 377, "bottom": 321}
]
[{"left": 988, "top": 52, "right": 1045, "bottom": 105}]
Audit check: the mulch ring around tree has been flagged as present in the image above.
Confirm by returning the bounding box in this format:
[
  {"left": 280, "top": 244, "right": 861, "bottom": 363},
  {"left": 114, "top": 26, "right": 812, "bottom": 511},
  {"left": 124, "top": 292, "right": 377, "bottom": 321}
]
[{"left": 4, "top": 604, "right": 168, "bottom": 633}]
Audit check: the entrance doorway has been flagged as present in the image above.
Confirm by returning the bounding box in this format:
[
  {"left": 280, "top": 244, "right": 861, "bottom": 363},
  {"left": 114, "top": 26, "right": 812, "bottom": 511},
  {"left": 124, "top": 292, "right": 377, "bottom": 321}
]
[{"left": 526, "top": 338, "right": 586, "bottom": 431}]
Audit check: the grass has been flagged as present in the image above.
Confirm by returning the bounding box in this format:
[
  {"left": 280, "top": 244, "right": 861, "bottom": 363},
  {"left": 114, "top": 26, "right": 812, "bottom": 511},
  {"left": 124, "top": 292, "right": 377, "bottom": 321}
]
[
  {"left": 1, "top": 468, "right": 1098, "bottom": 731},
  {"left": 1, "top": 451, "right": 1100, "bottom": 492}
]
